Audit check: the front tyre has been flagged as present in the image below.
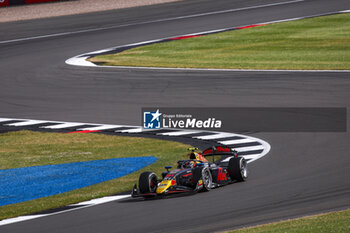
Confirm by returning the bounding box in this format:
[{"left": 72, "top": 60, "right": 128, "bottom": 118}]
[
  {"left": 139, "top": 172, "right": 158, "bottom": 194},
  {"left": 193, "top": 167, "right": 212, "bottom": 192},
  {"left": 201, "top": 167, "right": 213, "bottom": 191},
  {"left": 228, "top": 157, "right": 248, "bottom": 182}
]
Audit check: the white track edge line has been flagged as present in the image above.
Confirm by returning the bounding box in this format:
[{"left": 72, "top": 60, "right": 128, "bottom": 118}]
[
  {"left": 0, "top": 215, "right": 47, "bottom": 226},
  {"left": 0, "top": 195, "right": 130, "bottom": 226}
]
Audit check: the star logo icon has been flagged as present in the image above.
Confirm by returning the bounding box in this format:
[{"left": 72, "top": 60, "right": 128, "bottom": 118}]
[{"left": 151, "top": 109, "right": 162, "bottom": 122}]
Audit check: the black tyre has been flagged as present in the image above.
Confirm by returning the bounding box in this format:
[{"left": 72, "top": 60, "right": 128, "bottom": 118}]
[
  {"left": 201, "top": 167, "right": 212, "bottom": 191},
  {"left": 192, "top": 167, "right": 202, "bottom": 186},
  {"left": 192, "top": 167, "right": 212, "bottom": 192},
  {"left": 139, "top": 172, "right": 158, "bottom": 194},
  {"left": 227, "top": 157, "right": 248, "bottom": 182}
]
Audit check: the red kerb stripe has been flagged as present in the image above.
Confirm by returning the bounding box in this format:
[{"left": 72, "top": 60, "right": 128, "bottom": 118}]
[
  {"left": 170, "top": 35, "right": 202, "bottom": 40},
  {"left": 236, "top": 24, "right": 266, "bottom": 30},
  {"left": 67, "top": 130, "right": 101, "bottom": 134}
]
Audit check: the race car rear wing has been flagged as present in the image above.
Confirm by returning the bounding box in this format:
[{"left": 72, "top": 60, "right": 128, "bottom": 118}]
[
  {"left": 202, "top": 146, "right": 238, "bottom": 157},
  {"left": 201, "top": 146, "right": 239, "bottom": 165}
]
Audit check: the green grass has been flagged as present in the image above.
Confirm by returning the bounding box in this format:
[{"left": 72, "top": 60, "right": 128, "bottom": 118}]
[
  {"left": 89, "top": 13, "right": 350, "bottom": 70},
  {"left": 226, "top": 209, "right": 350, "bottom": 233},
  {"left": 0, "top": 130, "right": 191, "bottom": 220}
]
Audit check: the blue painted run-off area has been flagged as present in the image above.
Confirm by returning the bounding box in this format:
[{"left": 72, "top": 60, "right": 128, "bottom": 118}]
[{"left": 0, "top": 157, "right": 157, "bottom": 206}]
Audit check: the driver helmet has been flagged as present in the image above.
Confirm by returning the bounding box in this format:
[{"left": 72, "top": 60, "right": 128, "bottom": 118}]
[{"left": 183, "top": 161, "right": 196, "bottom": 169}]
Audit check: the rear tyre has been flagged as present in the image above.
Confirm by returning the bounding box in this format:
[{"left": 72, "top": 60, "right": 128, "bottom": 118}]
[
  {"left": 139, "top": 172, "right": 158, "bottom": 194},
  {"left": 228, "top": 157, "right": 248, "bottom": 182}
]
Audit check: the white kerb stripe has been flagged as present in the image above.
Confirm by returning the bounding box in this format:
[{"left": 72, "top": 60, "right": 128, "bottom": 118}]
[
  {"left": 6, "top": 120, "right": 49, "bottom": 126},
  {"left": 158, "top": 130, "right": 200, "bottom": 136},
  {"left": 234, "top": 145, "right": 265, "bottom": 152},
  {"left": 65, "top": 56, "right": 96, "bottom": 67},
  {"left": 0, "top": 118, "right": 15, "bottom": 122},
  {"left": 116, "top": 128, "right": 143, "bottom": 133},
  {"left": 194, "top": 132, "right": 239, "bottom": 140},
  {"left": 219, "top": 138, "right": 255, "bottom": 145},
  {"left": 77, "top": 125, "right": 124, "bottom": 131},
  {"left": 242, "top": 154, "right": 264, "bottom": 160},
  {"left": 41, "top": 123, "right": 86, "bottom": 129},
  {"left": 221, "top": 154, "right": 262, "bottom": 162}
]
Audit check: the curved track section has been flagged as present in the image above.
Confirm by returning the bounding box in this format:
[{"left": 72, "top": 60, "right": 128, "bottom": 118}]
[
  {"left": 65, "top": 10, "right": 350, "bottom": 71},
  {"left": 1, "top": 0, "right": 350, "bottom": 232},
  {"left": 0, "top": 117, "right": 270, "bottom": 227},
  {"left": 0, "top": 117, "right": 271, "bottom": 163}
]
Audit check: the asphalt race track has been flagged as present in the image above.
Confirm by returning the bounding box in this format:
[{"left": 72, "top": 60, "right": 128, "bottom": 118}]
[{"left": 1, "top": 0, "right": 350, "bottom": 232}]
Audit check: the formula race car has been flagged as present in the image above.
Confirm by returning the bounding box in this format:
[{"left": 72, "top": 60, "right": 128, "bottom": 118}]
[{"left": 131, "top": 146, "right": 248, "bottom": 198}]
